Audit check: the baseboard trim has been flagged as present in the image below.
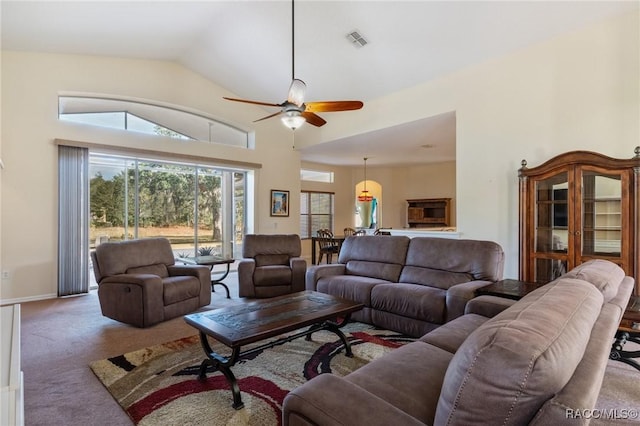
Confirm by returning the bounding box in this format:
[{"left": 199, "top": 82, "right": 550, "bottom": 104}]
[{"left": 0, "top": 293, "right": 58, "bottom": 306}]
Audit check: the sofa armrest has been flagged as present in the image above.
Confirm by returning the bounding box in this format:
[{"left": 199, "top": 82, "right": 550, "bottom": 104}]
[
  {"left": 98, "top": 274, "right": 164, "bottom": 327},
  {"left": 237, "top": 259, "right": 256, "bottom": 297},
  {"left": 445, "top": 280, "right": 495, "bottom": 322},
  {"left": 305, "top": 264, "right": 347, "bottom": 291},
  {"left": 290, "top": 257, "right": 307, "bottom": 293},
  {"left": 167, "top": 265, "right": 211, "bottom": 304},
  {"left": 283, "top": 374, "right": 424, "bottom": 426},
  {"left": 167, "top": 264, "right": 209, "bottom": 280},
  {"left": 464, "top": 295, "right": 515, "bottom": 317},
  {"left": 99, "top": 273, "right": 163, "bottom": 287}
]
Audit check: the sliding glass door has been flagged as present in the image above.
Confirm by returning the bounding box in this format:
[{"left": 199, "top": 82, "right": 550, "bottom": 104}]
[{"left": 89, "top": 154, "right": 246, "bottom": 268}]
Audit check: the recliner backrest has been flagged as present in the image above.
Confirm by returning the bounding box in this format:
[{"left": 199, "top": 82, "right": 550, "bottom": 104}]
[
  {"left": 92, "top": 237, "right": 175, "bottom": 281},
  {"left": 400, "top": 238, "right": 504, "bottom": 289},
  {"left": 338, "top": 235, "right": 410, "bottom": 282},
  {"left": 560, "top": 259, "right": 624, "bottom": 302},
  {"left": 435, "top": 279, "right": 604, "bottom": 425},
  {"left": 242, "top": 234, "right": 301, "bottom": 264}
]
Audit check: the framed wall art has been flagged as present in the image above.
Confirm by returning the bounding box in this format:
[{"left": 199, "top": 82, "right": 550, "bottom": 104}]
[{"left": 270, "top": 189, "right": 289, "bottom": 217}]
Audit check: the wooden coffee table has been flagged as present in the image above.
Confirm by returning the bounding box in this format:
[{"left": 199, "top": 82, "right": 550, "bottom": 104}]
[{"left": 184, "top": 291, "right": 363, "bottom": 409}]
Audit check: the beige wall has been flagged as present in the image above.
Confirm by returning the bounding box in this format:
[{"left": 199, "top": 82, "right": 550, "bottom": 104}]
[
  {"left": 373, "top": 162, "right": 457, "bottom": 229},
  {"left": 297, "top": 10, "right": 639, "bottom": 279},
  {"left": 0, "top": 52, "right": 303, "bottom": 302},
  {"left": 1, "top": 9, "right": 638, "bottom": 302}
]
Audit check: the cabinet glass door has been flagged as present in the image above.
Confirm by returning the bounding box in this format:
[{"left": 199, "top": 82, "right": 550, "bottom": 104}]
[
  {"left": 533, "top": 171, "right": 569, "bottom": 282},
  {"left": 581, "top": 171, "right": 622, "bottom": 257}
]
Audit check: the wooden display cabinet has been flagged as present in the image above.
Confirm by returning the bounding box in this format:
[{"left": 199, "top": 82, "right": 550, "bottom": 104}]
[
  {"left": 518, "top": 148, "right": 640, "bottom": 294},
  {"left": 407, "top": 198, "right": 451, "bottom": 228}
]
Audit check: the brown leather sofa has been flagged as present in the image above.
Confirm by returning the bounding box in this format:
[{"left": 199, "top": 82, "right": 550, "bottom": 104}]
[
  {"left": 284, "top": 259, "right": 633, "bottom": 425},
  {"left": 306, "top": 235, "right": 505, "bottom": 337},
  {"left": 91, "top": 237, "right": 211, "bottom": 327},
  {"left": 238, "top": 234, "right": 307, "bottom": 298}
]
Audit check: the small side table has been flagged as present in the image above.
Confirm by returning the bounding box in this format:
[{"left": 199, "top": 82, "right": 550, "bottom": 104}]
[
  {"left": 476, "top": 279, "right": 546, "bottom": 300},
  {"left": 610, "top": 295, "right": 640, "bottom": 371},
  {"left": 177, "top": 255, "right": 234, "bottom": 299}
]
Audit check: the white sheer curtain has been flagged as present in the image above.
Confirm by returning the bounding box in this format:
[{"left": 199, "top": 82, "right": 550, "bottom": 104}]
[{"left": 58, "top": 145, "right": 90, "bottom": 296}]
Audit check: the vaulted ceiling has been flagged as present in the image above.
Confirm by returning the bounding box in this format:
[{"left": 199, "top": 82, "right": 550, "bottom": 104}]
[{"left": 2, "top": 1, "right": 636, "bottom": 166}]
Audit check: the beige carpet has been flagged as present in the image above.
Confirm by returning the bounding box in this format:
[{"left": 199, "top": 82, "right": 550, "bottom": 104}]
[{"left": 20, "top": 273, "right": 640, "bottom": 425}]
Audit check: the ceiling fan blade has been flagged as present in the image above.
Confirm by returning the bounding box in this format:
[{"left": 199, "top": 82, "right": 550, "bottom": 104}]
[
  {"left": 287, "top": 79, "right": 307, "bottom": 107},
  {"left": 305, "top": 100, "right": 364, "bottom": 112},
  {"left": 223, "top": 97, "right": 281, "bottom": 108},
  {"left": 301, "top": 111, "right": 327, "bottom": 127},
  {"left": 253, "top": 111, "right": 282, "bottom": 123}
]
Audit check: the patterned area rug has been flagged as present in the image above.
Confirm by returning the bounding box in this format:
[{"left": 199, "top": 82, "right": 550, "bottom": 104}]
[{"left": 90, "top": 322, "right": 414, "bottom": 426}]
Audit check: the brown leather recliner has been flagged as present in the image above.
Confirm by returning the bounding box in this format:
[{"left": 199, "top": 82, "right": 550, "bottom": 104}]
[
  {"left": 91, "top": 237, "right": 211, "bottom": 327},
  {"left": 237, "top": 234, "right": 306, "bottom": 298}
]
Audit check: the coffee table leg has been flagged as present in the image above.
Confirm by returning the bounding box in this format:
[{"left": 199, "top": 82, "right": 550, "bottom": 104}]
[
  {"left": 324, "top": 321, "right": 354, "bottom": 357},
  {"left": 304, "top": 315, "right": 355, "bottom": 358},
  {"left": 196, "top": 332, "right": 245, "bottom": 409}
]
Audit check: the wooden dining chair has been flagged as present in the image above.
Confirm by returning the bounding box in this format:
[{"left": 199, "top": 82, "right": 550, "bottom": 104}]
[
  {"left": 316, "top": 229, "right": 340, "bottom": 264},
  {"left": 344, "top": 227, "right": 357, "bottom": 236}
]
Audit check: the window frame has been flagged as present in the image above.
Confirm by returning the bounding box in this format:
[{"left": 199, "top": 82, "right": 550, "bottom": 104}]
[
  {"left": 58, "top": 95, "right": 249, "bottom": 148},
  {"left": 300, "top": 190, "right": 335, "bottom": 239},
  {"left": 300, "top": 169, "right": 334, "bottom": 183},
  {"left": 88, "top": 152, "right": 248, "bottom": 260}
]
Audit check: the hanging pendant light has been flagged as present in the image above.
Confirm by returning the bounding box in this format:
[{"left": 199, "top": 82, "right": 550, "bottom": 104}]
[{"left": 358, "top": 157, "right": 373, "bottom": 201}]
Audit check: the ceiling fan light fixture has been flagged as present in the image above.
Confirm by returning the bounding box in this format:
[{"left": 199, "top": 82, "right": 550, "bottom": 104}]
[
  {"left": 222, "top": 0, "right": 363, "bottom": 129},
  {"left": 287, "top": 78, "right": 307, "bottom": 107},
  {"left": 281, "top": 110, "right": 306, "bottom": 130}
]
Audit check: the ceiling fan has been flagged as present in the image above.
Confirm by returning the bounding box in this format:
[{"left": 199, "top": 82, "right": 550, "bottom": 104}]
[{"left": 223, "top": 0, "right": 364, "bottom": 130}]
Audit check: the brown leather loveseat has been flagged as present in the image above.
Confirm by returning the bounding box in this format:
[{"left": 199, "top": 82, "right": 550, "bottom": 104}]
[{"left": 91, "top": 237, "right": 211, "bottom": 327}]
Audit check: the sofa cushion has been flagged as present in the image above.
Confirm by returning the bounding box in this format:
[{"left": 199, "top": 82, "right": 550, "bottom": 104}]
[
  {"left": 371, "top": 310, "right": 439, "bottom": 338},
  {"left": 317, "top": 275, "right": 390, "bottom": 306},
  {"left": 162, "top": 276, "right": 202, "bottom": 305},
  {"left": 398, "top": 265, "right": 472, "bottom": 290},
  {"left": 345, "top": 260, "right": 404, "bottom": 283},
  {"left": 346, "top": 341, "right": 454, "bottom": 425},
  {"left": 253, "top": 265, "right": 293, "bottom": 286},
  {"left": 338, "top": 235, "right": 409, "bottom": 282},
  {"left": 242, "top": 234, "right": 301, "bottom": 258},
  {"left": 371, "top": 283, "right": 446, "bottom": 324},
  {"left": 402, "top": 238, "right": 504, "bottom": 285},
  {"left": 419, "top": 313, "right": 489, "bottom": 354},
  {"left": 561, "top": 259, "right": 624, "bottom": 302},
  {"left": 255, "top": 253, "right": 290, "bottom": 267},
  {"left": 435, "top": 278, "right": 604, "bottom": 426},
  {"left": 126, "top": 263, "right": 169, "bottom": 278}
]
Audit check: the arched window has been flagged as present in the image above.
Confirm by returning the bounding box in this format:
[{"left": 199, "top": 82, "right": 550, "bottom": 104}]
[{"left": 59, "top": 96, "right": 249, "bottom": 148}]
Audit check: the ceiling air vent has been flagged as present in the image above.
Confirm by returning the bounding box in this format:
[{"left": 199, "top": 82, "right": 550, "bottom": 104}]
[{"left": 346, "top": 30, "right": 368, "bottom": 48}]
